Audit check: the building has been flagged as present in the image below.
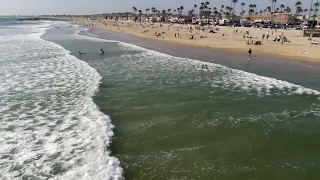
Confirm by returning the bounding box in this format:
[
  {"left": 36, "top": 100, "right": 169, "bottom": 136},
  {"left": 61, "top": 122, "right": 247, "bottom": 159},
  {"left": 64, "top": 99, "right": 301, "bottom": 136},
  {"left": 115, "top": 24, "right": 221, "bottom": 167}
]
[
  {"left": 198, "top": 10, "right": 211, "bottom": 18},
  {"left": 221, "top": 15, "right": 241, "bottom": 23},
  {"left": 316, "top": 16, "right": 320, "bottom": 24},
  {"left": 241, "top": 13, "right": 294, "bottom": 24}
]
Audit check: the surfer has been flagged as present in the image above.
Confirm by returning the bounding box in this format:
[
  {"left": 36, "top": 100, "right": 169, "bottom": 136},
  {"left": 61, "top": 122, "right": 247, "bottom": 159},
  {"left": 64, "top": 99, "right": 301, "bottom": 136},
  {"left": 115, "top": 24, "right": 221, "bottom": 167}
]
[
  {"left": 100, "top": 48, "right": 105, "bottom": 54},
  {"left": 79, "top": 51, "right": 85, "bottom": 54}
]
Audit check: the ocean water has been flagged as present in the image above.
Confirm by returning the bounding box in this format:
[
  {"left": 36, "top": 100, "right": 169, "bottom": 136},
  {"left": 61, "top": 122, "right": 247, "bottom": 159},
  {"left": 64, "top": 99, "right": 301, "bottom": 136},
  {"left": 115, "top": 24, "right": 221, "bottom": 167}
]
[
  {"left": 0, "top": 19, "right": 122, "bottom": 179},
  {"left": 1, "top": 19, "right": 320, "bottom": 180}
]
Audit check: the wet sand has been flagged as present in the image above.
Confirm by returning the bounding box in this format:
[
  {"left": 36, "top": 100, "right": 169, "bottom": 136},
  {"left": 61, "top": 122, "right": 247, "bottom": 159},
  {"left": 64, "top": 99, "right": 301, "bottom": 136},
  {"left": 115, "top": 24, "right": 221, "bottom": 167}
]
[{"left": 79, "top": 27, "right": 320, "bottom": 90}]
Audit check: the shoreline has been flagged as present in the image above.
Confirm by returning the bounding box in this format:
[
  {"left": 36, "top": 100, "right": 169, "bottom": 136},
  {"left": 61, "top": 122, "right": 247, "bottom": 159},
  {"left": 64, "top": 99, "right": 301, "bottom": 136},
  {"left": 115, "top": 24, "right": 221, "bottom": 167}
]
[
  {"left": 79, "top": 26, "right": 320, "bottom": 91},
  {"left": 70, "top": 18, "right": 320, "bottom": 63},
  {"left": 97, "top": 25, "right": 320, "bottom": 63}
]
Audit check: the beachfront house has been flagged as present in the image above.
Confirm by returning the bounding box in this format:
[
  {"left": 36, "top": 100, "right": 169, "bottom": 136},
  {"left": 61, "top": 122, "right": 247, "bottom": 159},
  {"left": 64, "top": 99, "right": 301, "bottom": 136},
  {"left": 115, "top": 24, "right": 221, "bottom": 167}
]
[{"left": 241, "top": 13, "right": 295, "bottom": 24}]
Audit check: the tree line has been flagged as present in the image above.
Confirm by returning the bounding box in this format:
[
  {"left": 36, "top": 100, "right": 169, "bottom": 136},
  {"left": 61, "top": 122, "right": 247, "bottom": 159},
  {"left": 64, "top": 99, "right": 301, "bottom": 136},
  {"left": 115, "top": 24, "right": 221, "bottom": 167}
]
[{"left": 131, "top": 0, "right": 320, "bottom": 19}]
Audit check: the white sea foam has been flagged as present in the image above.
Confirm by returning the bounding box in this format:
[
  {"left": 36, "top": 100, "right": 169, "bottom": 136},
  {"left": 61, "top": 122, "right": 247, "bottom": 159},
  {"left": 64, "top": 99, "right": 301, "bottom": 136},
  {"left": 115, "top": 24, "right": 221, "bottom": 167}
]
[
  {"left": 74, "top": 30, "right": 320, "bottom": 96},
  {"left": 114, "top": 41, "right": 320, "bottom": 96},
  {"left": 0, "top": 22, "right": 123, "bottom": 179},
  {"left": 73, "top": 29, "right": 118, "bottom": 43}
]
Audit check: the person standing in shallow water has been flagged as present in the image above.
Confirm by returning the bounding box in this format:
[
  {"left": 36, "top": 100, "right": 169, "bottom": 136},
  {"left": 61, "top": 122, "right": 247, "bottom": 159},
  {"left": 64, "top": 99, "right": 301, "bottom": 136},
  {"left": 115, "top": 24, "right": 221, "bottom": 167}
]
[{"left": 248, "top": 48, "right": 252, "bottom": 60}]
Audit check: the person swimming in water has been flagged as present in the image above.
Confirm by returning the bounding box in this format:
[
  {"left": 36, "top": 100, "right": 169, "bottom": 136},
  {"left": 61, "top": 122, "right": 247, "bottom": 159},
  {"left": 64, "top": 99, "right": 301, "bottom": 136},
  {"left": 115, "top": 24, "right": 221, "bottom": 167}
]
[
  {"left": 79, "top": 51, "right": 85, "bottom": 54},
  {"left": 100, "top": 48, "right": 104, "bottom": 54}
]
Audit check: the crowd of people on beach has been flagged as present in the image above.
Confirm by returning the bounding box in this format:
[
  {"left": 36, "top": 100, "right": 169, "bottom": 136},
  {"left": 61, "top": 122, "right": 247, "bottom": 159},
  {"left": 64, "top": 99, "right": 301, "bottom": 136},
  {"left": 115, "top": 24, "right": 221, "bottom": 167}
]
[{"left": 74, "top": 16, "right": 320, "bottom": 62}]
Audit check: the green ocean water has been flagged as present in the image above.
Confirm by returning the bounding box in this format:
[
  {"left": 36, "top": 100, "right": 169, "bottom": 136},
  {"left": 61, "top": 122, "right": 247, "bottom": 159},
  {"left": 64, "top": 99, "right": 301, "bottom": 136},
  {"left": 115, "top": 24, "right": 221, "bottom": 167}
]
[{"left": 43, "top": 23, "right": 320, "bottom": 180}]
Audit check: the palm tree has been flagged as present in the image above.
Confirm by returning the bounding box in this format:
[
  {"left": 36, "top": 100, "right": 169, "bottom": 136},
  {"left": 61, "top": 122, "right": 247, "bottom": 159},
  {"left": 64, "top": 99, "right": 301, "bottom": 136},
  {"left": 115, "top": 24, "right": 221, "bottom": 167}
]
[
  {"left": 313, "top": 1, "right": 320, "bottom": 18},
  {"left": 204, "top": 1, "right": 211, "bottom": 22},
  {"left": 161, "top": 10, "right": 166, "bottom": 22},
  {"left": 271, "top": 0, "right": 277, "bottom": 12},
  {"left": 232, "top": 0, "right": 238, "bottom": 14},
  {"left": 146, "top": 8, "right": 150, "bottom": 18},
  {"left": 295, "top": 1, "right": 303, "bottom": 16},
  {"left": 138, "top": 10, "right": 142, "bottom": 21},
  {"left": 249, "top": 4, "right": 255, "bottom": 16},
  {"left": 227, "top": 6, "right": 234, "bottom": 13},
  {"left": 201, "top": 2, "right": 205, "bottom": 9},
  {"left": 266, "top": 6, "right": 272, "bottom": 13},
  {"left": 132, "top": 6, "right": 137, "bottom": 14},
  {"left": 253, "top": 4, "right": 257, "bottom": 10},
  {"left": 193, "top": 4, "right": 198, "bottom": 17},
  {"left": 284, "top": 7, "right": 292, "bottom": 13},
  {"left": 241, "top": 3, "right": 246, "bottom": 13},
  {"left": 296, "top": 6, "right": 303, "bottom": 16},
  {"left": 280, "top": 4, "right": 285, "bottom": 12},
  {"left": 173, "top": 9, "right": 177, "bottom": 15},
  {"left": 179, "top": 6, "right": 184, "bottom": 15},
  {"left": 260, "top": 10, "right": 263, "bottom": 14},
  {"left": 167, "top": 9, "right": 172, "bottom": 18},
  {"left": 276, "top": 8, "right": 280, "bottom": 13},
  {"left": 203, "top": 4, "right": 209, "bottom": 11},
  {"left": 304, "top": 8, "right": 309, "bottom": 16},
  {"left": 151, "top": 7, "right": 156, "bottom": 16},
  {"left": 309, "top": 0, "right": 314, "bottom": 20},
  {"left": 295, "top": 1, "right": 302, "bottom": 7},
  {"left": 213, "top": 10, "right": 219, "bottom": 17},
  {"left": 221, "top": 5, "right": 225, "bottom": 10},
  {"left": 249, "top": 8, "right": 255, "bottom": 15}
]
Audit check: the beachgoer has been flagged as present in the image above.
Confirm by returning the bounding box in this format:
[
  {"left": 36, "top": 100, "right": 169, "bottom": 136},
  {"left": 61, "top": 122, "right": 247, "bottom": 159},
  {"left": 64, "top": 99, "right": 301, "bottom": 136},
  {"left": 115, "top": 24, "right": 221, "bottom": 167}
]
[
  {"left": 248, "top": 48, "right": 252, "bottom": 60},
  {"left": 100, "top": 49, "right": 104, "bottom": 54},
  {"left": 79, "top": 51, "right": 85, "bottom": 54}
]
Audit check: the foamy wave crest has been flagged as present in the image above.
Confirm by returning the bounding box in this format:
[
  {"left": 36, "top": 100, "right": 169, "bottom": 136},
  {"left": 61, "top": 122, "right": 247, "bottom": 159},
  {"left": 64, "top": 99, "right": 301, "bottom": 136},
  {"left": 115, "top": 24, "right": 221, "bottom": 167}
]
[
  {"left": 74, "top": 30, "right": 118, "bottom": 43},
  {"left": 115, "top": 42, "right": 319, "bottom": 96},
  {"left": 0, "top": 22, "right": 123, "bottom": 179}
]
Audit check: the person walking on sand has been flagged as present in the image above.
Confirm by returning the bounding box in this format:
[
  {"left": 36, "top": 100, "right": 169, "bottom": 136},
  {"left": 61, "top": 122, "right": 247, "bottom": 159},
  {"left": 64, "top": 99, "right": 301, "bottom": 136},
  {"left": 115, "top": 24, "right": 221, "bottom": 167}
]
[{"left": 248, "top": 48, "right": 252, "bottom": 60}]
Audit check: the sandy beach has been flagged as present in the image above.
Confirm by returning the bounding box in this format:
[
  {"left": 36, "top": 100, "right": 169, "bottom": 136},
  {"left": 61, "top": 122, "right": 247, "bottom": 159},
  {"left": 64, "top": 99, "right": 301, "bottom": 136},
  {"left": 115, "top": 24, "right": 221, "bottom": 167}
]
[{"left": 71, "top": 17, "right": 320, "bottom": 62}]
